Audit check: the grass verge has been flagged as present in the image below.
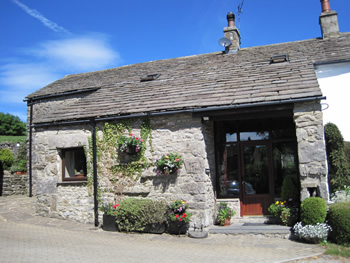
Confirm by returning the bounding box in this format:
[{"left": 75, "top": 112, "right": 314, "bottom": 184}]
[
  {"left": 323, "top": 242, "right": 350, "bottom": 258},
  {"left": 0, "top": 136, "right": 26, "bottom": 143}
]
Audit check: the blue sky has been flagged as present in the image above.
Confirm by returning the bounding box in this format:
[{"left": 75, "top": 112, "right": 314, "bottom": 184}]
[{"left": 1, "top": 0, "right": 350, "bottom": 122}]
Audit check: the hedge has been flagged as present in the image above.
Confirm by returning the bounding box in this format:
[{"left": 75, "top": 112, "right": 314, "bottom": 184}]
[
  {"left": 115, "top": 198, "right": 168, "bottom": 232},
  {"left": 328, "top": 202, "right": 350, "bottom": 245}
]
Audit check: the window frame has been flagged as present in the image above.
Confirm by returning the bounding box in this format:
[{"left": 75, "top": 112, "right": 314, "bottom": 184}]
[{"left": 61, "top": 147, "right": 87, "bottom": 182}]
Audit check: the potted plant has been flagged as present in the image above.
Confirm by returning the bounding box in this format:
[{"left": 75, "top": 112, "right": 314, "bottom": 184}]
[
  {"left": 215, "top": 202, "right": 235, "bottom": 226},
  {"left": 101, "top": 203, "right": 119, "bottom": 231},
  {"left": 118, "top": 134, "right": 144, "bottom": 154},
  {"left": 167, "top": 199, "right": 192, "bottom": 234},
  {"left": 10, "top": 159, "right": 27, "bottom": 175},
  {"left": 155, "top": 153, "right": 184, "bottom": 175},
  {"left": 267, "top": 200, "right": 286, "bottom": 224}
]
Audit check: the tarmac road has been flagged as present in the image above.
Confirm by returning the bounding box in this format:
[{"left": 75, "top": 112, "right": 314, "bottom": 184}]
[{"left": 0, "top": 196, "right": 346, "bottom": 263}]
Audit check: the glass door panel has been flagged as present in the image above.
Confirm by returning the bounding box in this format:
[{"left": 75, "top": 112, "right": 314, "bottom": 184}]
[
  {"left": 216, "top": 144, "right": 240, "bottom": 197},
  {"left": 242, "top": 144, "right": 269, "bottom": 195}
]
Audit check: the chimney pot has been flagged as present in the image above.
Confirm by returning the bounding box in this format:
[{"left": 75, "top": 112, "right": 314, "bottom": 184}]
[
  {"left": 223, "top": 12, "right": 240, "bottom": 53},
  {"left": 227, "top": 12, "right": 235, "bottom": 27},
  {"left": 320, "top": 0, "right": 331, "bottom": 13}
]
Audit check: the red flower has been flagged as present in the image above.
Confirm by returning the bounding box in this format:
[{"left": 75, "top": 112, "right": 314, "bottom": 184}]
[
  {"left": 136, "top": 137, "right": 139, "bottom": 140},
  {"left": 182, "top": 213, "right": 187, "bottom": 218},
  {"left": 176, "top": 214, "right": 179, "bottom": 218},
  {"left": 179, "top": 218, "right": 183, "bottom": 221},
  {"left": 113, "top": 204, "right": 119, "bottom": 208},
  {"left": 130, "top": 133, "right": 134, "bottom": 136}
]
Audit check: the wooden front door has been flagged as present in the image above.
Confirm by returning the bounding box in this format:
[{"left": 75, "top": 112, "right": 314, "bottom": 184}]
[{"left": 240, "top": 142, "right": 274, "bottom": 216}]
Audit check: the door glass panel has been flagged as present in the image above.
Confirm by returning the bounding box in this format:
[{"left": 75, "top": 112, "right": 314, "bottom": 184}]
[
  {"left": 217, "top": 144, "right": 240, "bottom": 197},
  {"left": 243, "top": 144, "right": 269, "bottom": 194},
  {"left": 273, "top": 142, "right": 298, "bottom": 195}
]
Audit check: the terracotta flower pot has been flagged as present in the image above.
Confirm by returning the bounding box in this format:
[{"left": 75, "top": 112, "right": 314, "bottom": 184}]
[{"left": 224, "top": 218, "right": 231, "bottom": 226}]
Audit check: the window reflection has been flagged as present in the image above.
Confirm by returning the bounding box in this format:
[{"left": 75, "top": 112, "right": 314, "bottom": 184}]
[
  {"left": 217, "top": 144, "right": 240, "bottom": 197},
  {"left": 226, "top": 133, "right": 237, "bottom": 142},
  {"left": 240, "top": 131, "right": 269, "bottom": 141},
  {"left": 243, "top": 145, "right": 269, "bottom": 194},
  {"left": 273, "top": 143, "right": 298, "bottom": 195}
]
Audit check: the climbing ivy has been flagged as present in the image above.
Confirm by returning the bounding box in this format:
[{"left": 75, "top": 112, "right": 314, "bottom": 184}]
[{"left": 86, "top": 118, "right": 153, "bottom": 201}]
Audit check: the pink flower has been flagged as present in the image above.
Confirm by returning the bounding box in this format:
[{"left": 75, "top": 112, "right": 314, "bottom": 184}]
[
  {"left": 140, "top": 139, "right": 143, "bottom": 142},
  {"left": 175, "top": 159, "right": 180, "bottom": 162}
]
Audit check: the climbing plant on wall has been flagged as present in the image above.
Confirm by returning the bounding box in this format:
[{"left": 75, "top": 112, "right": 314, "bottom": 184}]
[{"left": 86, "top": 118, "right": 153, "bottom": 202}]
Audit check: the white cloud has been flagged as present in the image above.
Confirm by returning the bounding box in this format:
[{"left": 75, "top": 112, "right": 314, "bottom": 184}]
[
  {"left": 33, "top": 35, "right": 121, "bottom": 72},
  {"left": 12, "top": 0, "right": 71, "bottom": 35},
  {"left": 0, "top": 34, "right": 121, "bottom": 119},
  {"left": 0, "top": 63, "right": 58, "bottom": 103}
]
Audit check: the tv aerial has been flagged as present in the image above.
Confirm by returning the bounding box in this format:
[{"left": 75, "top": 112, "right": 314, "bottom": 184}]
[
  {"left": 237, "top": 0, "right": 245, "bottom": 31},
  {"left": 218, "top": 37, "right": 232, "bottom": 47}
]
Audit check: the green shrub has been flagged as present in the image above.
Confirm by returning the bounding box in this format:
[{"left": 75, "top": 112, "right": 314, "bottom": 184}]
[
  {"left": 0, "top": 148, "right": 14, "bottom": 169},
  {"left": 115, "top": 198, "right": 167, "bottom": 232},
  {"left": 301, "top": 197, "right": 327, "bottom": 225},
  {"left": 281, "top": 207, "right": 299, "bottom": 226},
  {"left": 10, "top": 143, "right": 27, "bottom": 173},
  {"left": 328, "top": 202, "right": 350, "bottom": 245},
  {"left": 281, "top": 175, "right": 299, "bottom": 202},
  {"left": 324, "top": 123, "right": 350, "bottom": 191}
]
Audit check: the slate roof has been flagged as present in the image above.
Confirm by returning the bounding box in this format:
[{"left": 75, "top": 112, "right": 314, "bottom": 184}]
[{"left": 26, "top": 33, "right": 350, "bottom": 124}]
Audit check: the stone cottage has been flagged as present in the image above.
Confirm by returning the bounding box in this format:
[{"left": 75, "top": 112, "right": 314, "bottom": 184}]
[{"left": 25, "top": 1, "right": 350, "bottom": 226}]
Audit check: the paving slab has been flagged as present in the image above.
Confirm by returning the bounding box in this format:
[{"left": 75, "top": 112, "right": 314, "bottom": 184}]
[{"left": 0, "top": 195, "right": 333, "bottom": 263}]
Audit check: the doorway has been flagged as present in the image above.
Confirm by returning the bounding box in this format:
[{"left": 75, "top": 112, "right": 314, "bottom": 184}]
[
  {"left": 214, "top": 115, "right": 298, "bottom": 216},
  {"left": 240, "top": 142, "right": 273, "bottom": 215}
]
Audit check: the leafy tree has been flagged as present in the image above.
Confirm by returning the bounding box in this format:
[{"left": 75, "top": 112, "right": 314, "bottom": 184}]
[
  {"left": 0, "top": 113, "right": 26, "bottom": 136},
  {"left": 324, "top": 122, "right": 350, "bottom": 192}
]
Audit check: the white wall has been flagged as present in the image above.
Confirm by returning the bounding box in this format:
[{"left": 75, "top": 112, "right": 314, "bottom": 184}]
[{"left": 315, "top": 62, "right": 350, "bottom": 141}]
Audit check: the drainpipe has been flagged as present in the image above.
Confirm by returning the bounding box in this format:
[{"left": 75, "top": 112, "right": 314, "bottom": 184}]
[
  {"left": 29, "top": 103, "right": 33, "bottom": 197},
  {"left": 91, "top": 119, "right": 99, "bottom": 227}
]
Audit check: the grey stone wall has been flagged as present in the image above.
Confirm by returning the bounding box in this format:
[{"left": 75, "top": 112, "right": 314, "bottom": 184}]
[
  {"left": 32, "top": 125, "right": 92, "bottom": 221},
  {"left": 1, "top": 170, "right": 28, "bottom": 196},
  {"left": 32, "top": 113, "right": 217, "bottom": 226},
  {"left": 99, "top": 114, "right": 216, "bottom": 227},
  {"left": 294, "top": 102, "right": 329, "bottom": 201}
]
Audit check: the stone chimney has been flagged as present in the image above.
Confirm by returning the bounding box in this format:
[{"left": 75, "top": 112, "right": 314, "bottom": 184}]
[
  {"left": 224, "top": 12, "right": 240, "bottom": 53},
  {"left": 319, "top": 0, "right": 339, "bottom": 38}
]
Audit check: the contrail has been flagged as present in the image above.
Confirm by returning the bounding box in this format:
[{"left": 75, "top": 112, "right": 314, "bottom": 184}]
[{"left": 12, "top": 0, "right": 71, "bottom": 35}]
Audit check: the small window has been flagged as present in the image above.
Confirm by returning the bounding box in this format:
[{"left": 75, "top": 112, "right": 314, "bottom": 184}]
[
  {"left": 270, "top": 54, "right": 289, "bottom": 64},
  {"left": 61, "top": 147, "right": 87, "bottom": 181},
  {"left": 140, "top": 73, "right": 160, "bottom": 82}
]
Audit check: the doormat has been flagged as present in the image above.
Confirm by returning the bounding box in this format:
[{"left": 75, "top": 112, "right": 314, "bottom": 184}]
[{"left": 242, "top": 223, "right": 267, "bottom": 226}]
